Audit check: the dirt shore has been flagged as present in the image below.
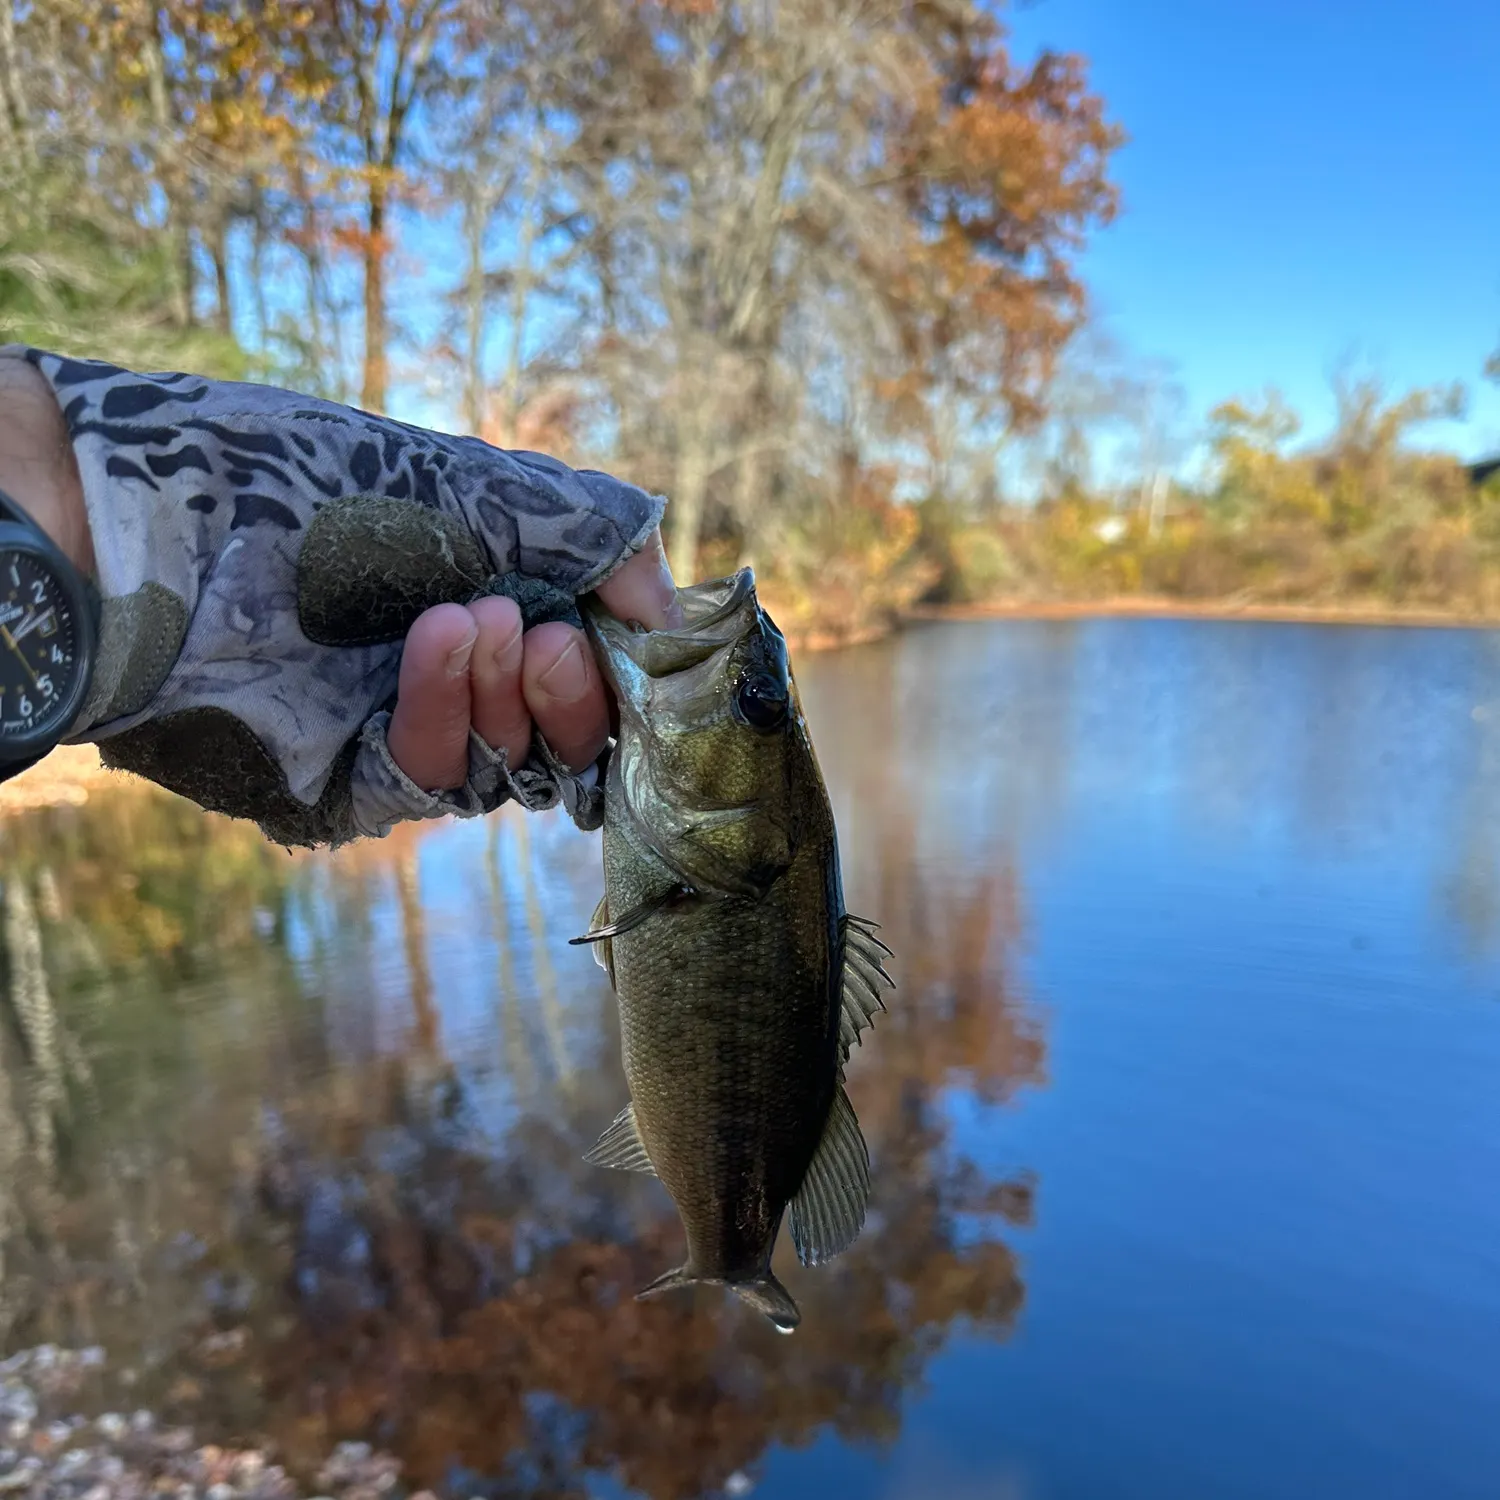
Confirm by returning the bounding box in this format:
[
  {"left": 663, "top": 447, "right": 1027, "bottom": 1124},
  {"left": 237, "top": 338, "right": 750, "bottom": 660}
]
[{"left": 0, "top": 744, "right": 126, "bottom": 815}]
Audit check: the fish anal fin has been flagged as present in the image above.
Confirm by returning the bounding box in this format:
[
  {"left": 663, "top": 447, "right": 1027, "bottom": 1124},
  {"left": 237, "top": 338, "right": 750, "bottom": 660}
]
[
  {"left": 584, "top": 1102, "right": 656, "bottom": 1174},
  {"left": 838, "top": 913, "right": 895, "bottom": 1064},
  {"left": 789, "top": 1084, "right": 870, "bottom": 1268}
]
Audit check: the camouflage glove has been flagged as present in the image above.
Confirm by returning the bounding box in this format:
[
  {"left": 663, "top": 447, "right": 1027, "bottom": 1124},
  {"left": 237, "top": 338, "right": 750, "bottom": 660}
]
[{"left": 8, "top": 346, "right": 666, "bottom": 848}]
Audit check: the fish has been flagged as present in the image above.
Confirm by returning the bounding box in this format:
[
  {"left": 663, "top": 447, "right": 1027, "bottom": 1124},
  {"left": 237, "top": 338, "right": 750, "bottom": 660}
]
[{"left": 572, "top": 566, "right": 894, "bottom": 1334}]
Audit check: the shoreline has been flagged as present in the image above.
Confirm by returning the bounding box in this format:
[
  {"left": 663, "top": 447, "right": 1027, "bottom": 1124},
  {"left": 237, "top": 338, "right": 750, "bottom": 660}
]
[
  {"left": 0, "top": 743, "right": 121, "bottom": 815},
  {"left": 3, "top": 598, "right": 1494, "bottom": 816},
  {"left": 902, "top": 596, "right": 1500, "bottom": 632}
]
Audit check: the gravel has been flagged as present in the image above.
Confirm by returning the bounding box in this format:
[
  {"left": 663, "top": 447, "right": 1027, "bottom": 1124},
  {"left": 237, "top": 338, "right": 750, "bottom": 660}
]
[{"left": 0, "top": 1348, "right": 416, "bottom": 1500}]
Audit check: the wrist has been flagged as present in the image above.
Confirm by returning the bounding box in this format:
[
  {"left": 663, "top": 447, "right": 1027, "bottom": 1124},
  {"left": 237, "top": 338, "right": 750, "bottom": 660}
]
[{"left": 0, "top": 357, "right": 96, "bottom": 577}]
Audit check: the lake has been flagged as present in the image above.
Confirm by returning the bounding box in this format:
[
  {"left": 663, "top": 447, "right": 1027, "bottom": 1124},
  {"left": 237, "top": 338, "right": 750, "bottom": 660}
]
[{"left": 2, "top": 616, "right": 1499, "bottom": 1500}]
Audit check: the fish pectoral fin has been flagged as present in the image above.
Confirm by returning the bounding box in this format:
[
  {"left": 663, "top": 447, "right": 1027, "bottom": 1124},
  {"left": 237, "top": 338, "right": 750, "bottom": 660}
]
[
  {"left": 568, "top": 883, "right": 699, "bottom": 947},
  {"left": 838, "top": 913, "right": 895, "bottom": 1065},
  {"left": 584, "top": 1102, "right": 657, "bottom": 1174},
  {"left": 789, "top": 1084, "right": 870, "bottom": 1268}
]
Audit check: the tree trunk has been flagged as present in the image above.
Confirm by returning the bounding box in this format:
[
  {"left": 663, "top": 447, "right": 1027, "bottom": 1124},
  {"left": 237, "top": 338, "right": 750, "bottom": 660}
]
[
  {"left": 250, "top": 200, "right": 269, "bottom": 349},
  {"left": 141, "top": 26, "right": 193, "bottom": 330},
  {"left": 212, "top": 215, "right": 233, "bottom": 337},
  {"left": 733, "top": 440, "right": 767, "bottom": 570},
  {"left": 362, "top": 184, "right": 388, "bottom": 412},
  {"left": 497, "top": 129, "right": 545, "bottom": 447},
  {"left": 0, "top": 0, "right": 30, "bottom": 164},
  {"left": 669, "top": 430, "right": 711, "bottom": 585},
  {"left": 463, "top": 185, "right": 487, "bottom": 436}
]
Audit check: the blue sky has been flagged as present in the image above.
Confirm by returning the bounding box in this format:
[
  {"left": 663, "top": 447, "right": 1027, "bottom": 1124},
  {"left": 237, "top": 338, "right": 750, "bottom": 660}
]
[{"left": 1005, "top": 0, "right": 1500, "bottom": 462}]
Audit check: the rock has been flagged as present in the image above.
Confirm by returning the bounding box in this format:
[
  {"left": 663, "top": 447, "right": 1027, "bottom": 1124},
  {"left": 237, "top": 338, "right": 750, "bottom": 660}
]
[
  {"left": 233, "top": 1451, "right": 266, "bottom": 1482},
  {"left": 0, "top": 1384, "right": 37, "bottom": 1426},
  {"left": 96, "top": 1411, "right": 129, "bottom": 1441},
  {"left": 0, "top": 1457, "right": 41, "bottom": 1490}
]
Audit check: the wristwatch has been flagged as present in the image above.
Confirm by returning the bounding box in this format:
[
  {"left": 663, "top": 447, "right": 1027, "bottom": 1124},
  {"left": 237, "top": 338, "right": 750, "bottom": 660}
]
[{"left": 0, "top": 487, "right": 99, "bottom": 783}]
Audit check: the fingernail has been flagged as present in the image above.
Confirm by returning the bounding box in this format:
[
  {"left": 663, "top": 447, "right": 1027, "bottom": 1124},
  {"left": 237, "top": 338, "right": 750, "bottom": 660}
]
[
  {"left": 493, "top": 618, "right": 524, "bottom": 671},
  {"left": 446, "top": 630, "right": 477, "bottom": 678},
  {"left": 654, "top": 552, "right": 686, "bottom": 629},
  {"left": 538, "top": 638, "right": 589, "bottom": 701}
]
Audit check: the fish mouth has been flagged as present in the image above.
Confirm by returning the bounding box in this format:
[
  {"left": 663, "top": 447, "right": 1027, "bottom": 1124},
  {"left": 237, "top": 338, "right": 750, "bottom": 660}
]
[{"left": 583, "top": 567, "right": 766, "bottom": 677}]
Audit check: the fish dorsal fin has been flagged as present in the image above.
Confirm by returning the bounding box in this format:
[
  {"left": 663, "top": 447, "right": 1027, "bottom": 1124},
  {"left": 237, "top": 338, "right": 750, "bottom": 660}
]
[
  {"left": 838, "top": 914, "right": 894, "bottom": 1065},
  {"left": 789, "top": 1084, "right": 870, "bottom": 1267},
  {"left": 584, "top": 1102, "right": 656, "bottom": 1174}
]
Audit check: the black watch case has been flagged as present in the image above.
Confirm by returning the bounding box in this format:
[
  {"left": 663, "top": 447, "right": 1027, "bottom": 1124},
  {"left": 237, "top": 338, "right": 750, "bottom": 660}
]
[{"left": 0, "top": 487, "right": 99, "bottom": 775}]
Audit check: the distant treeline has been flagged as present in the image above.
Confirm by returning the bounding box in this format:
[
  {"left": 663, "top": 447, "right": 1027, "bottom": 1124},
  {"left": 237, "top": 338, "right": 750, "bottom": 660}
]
[
  {"left": 0, "top": 0, "right": 1120, "bottom": 582},
  {"left": 3, "top": 2, "right": 1496, "bottom": 640},
  {"left": 900, "top": 376, "right": 1500, "bottom": 638}
]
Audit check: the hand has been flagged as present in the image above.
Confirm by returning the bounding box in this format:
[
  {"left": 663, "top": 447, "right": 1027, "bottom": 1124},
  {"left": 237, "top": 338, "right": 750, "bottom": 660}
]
[
  {"left": 6, "top": 344, "right": 677, "bottom": 846},
  {"left": 388, "top": 529, "right": 682, "bottom": 791}
]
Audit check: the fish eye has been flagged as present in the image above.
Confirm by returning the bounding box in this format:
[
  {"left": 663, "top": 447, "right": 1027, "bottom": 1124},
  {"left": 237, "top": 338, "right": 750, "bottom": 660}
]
[{"left": 733, "top": 671, "right": 789, "bottom": 732}]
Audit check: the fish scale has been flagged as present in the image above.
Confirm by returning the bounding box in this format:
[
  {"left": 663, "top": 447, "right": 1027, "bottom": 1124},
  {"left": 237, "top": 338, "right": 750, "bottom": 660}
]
[{"left": 576, "top": 567, "right": 894, "bottom": 1332}]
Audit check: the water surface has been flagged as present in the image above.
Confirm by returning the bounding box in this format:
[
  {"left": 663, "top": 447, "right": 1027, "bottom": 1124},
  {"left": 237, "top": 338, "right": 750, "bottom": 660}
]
[{"left": 2, "top": 617, "right": 1498, "bottom": 1500}]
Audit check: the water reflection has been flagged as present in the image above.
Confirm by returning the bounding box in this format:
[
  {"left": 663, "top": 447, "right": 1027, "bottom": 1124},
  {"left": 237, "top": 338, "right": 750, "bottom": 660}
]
[
  {"left": 13, "top": 616, "right": 1499, "bottom": 1498},
  {"left": 0, "top": 693, "right": 1040, "bottom": 1497}
]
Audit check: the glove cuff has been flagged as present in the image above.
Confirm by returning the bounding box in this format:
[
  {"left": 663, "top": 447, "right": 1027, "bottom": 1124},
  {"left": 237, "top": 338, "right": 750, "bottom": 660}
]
[{"left": 348, "top": 711, "right": 607, "bottom": 844}]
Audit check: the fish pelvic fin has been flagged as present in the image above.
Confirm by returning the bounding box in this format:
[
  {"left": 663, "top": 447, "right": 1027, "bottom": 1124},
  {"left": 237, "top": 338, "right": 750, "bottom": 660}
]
[
  {"left": 584, "top": 1102, "right": 656, "bottom": 1174},
  {"left": 790, "top": 1083, "right": 870, "bottom": 1267},
  {"left": 838, "top": 913, "right": 895, "bottom": 1066},
  {"left": 635, "top": 1265, "right": 801, "bottom": 1335}
]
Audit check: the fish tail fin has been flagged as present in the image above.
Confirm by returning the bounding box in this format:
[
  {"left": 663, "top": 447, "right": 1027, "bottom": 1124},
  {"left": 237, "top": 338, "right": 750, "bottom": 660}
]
[
  {"left": 636, "top": 1264, "right": 802, "bottom": 1335},
  {"left": 728, "top": 1272, "right": 800, "bottom": 1335}
]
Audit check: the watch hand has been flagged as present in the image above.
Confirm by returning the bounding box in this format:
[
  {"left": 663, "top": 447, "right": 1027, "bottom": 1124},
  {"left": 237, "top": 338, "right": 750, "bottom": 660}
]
[
  {"left": 0, "top": 624, "right": 40, "bottom": 690},
  {"left": 11, "top": 608, "right": 53, "bottom": 644}
]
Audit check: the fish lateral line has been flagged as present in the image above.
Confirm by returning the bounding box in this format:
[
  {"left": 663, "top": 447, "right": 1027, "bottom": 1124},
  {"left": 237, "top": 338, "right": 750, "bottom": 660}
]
[{"left": 568, "top": 882, "right": 701, "bottom": 945}]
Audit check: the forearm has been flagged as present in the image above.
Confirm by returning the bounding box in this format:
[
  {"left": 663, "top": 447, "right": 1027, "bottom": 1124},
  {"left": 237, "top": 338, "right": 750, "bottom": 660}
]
[
  {"left": 1, "top": 345, "right": 667, "bottom": 846},
  {"left": 0, "top": 356, "right": 95, "bottom": 576}
]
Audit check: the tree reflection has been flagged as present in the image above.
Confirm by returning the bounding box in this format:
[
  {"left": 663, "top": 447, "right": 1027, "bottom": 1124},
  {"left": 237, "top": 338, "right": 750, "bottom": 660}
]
[
  {"left": 244, "top": 780, "right": 1043, "bottom": 1497},
  {"left": 0, "top": 734, "right": 1045, "bottom": 1499}
]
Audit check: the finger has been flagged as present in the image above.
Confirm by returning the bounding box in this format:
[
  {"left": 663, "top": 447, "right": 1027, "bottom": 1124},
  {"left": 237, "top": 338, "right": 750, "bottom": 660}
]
[
  {"left": 522, "top": 622, "right": 611, "bottom": 773},
  {"left": 466, "top": 594, "right": 531, "bottom": 767},
  {"left": 593, "top": 527, "right": 684, "bottom": 631},
  {"left": 388, "top": 603, "right": 476, "bottom": 791}
]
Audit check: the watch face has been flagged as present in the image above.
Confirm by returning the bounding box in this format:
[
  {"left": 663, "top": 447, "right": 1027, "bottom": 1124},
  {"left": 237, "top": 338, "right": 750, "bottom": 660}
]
[{"left": 0, "top": 549, "right": 86, "bottom": 749}]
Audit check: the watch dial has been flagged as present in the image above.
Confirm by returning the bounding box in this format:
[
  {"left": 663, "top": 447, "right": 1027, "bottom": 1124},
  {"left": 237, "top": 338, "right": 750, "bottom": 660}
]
[{"left": 0, "top": 551, "right": 83, "bottom": 745}]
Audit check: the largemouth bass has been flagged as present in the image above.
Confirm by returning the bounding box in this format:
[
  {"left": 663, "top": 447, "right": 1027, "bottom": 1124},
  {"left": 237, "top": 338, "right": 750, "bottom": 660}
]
[{"left": 574, "top": 567, "right": 893, "bottom": 1333}]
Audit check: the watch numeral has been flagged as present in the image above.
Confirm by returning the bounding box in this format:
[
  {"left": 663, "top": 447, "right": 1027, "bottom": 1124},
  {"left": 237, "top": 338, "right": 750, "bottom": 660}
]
[
  {"left": 18, "top": 694, "right": 31, "bottom": 718},
  {"left": 51, "top": 645, "right": 64, "bottom": 664},
  {"left": 29, "top": 580, "right": 45, "bottom": 606},
  {"left": 37, "top": 675, "right": 53, "bottom": 699},
  {"left": 7, "top": 564, "right": 17, "bottom": 588}
]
